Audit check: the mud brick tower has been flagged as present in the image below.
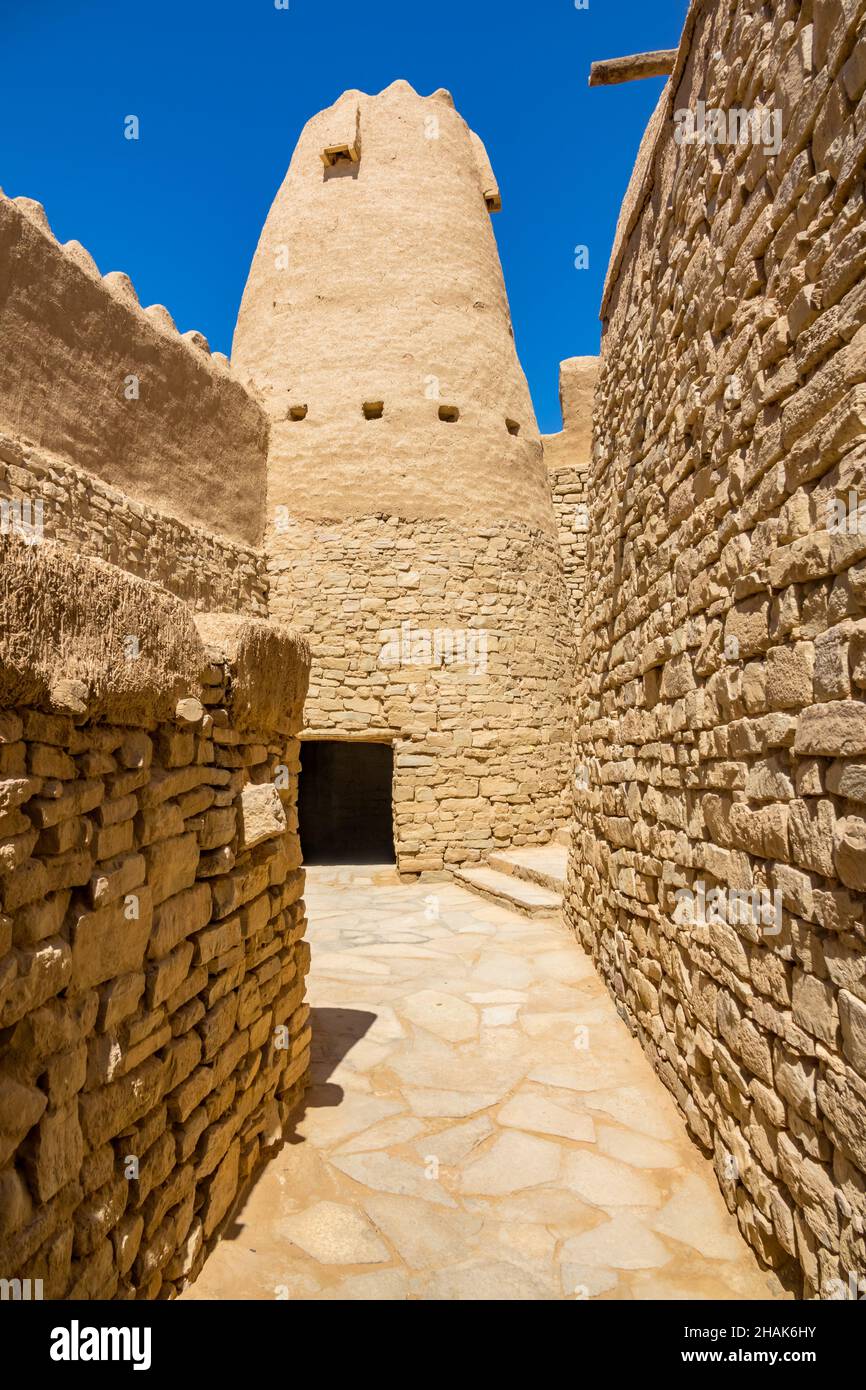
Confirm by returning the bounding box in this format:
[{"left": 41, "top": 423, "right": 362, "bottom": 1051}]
[{"left": 233, "top": 80, "right": 572, "bottom": 874}]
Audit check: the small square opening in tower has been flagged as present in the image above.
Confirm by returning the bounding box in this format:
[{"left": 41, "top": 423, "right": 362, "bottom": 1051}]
[
  {"left": 438, "top": 405, "right": 460, "bottom": 423},
  {"left": 485, "top": 193, "right": 502, "bottom": 213},
  {"left": 321, "top": 143, "right": 361, "bottom": 167},
  {"left": 288, "top": 404, "right": 308, "bottom": 421},
  {"left": 506, "top": 418, "right": 520, "bottom": 435},
  {"left": 363, "top": 401, "right": 384, "bottom": 419},
  {"left": 299, "top": 740, "right": 395, "bottom": 864}
]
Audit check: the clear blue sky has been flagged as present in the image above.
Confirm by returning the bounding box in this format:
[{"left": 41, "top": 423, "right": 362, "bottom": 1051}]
[{"left": 1, "top": 0, "right": 687, "bottom": 433}]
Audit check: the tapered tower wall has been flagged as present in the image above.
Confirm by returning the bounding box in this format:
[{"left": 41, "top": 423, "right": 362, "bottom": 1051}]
[{"left": 234, "top": 82, "right": 572, "bottom": 871}]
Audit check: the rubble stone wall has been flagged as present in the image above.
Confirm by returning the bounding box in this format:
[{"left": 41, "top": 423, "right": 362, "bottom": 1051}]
[
  {"left": 270, "top": 514, "right": 572, "bottom": 873},
  {"left": 548, "top": 463, "right": 590, "bottom": 626},
  {"left": 0, "top": 539, "right": 311, "bottom": 1298},
  {"left": 543, "top": 357, "right": 598, "bottom": 627},
  {"left": 565, "top": 0, "right": 866, "bottom": 1295},
  {"left": 0, "top": 430, "right": 268, "bottom": 617}
]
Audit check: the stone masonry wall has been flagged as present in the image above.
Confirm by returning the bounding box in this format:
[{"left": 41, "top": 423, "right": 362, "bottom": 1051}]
[
  {"left": 269, "top": 515, "right": 572, "bottom": 873},
  {"left": 548, "top": 464, "right": 590, "bottom": 626},
  {"left": 0, "top": 430, "right": 267, "bottom": 617},
  {"left": 566, "top": 0, "right": 866, "bottom": 1295},
  {"left": 0, "top": 540, "right": 311, "bottom": 1298},
  {"left": 543, "top": 357, "right": 598, "bottom": 626}
]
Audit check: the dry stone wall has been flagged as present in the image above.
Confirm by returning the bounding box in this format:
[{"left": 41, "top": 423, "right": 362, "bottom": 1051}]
[
  {"left": 566, "top": 0, "right": 866, "bottom": 1296},
  {"left": 270, "top": 514, "right": 572, "bottom": 872},
  {"left": 548, "top": 465, "right": 590, "bottom": 625},
  {"left": 0, "top": 546, "right": 310, "bottom": 1297},
  {"left": 543, "top": 358, "right": 598, "bottom": 625},
  {"left": 0, "top": 430, "right": 267, "bottom": 617}
]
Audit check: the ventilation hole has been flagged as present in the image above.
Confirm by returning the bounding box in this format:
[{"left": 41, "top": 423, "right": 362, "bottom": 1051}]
[
  {"left": 321, "top": 144, "right": 360, "bottom": 167},
  {"left": 485, "top": 193, "right": 502, "bottom": 213},
  {"left": 363, "top": 401, "right": 384, "bottom": 419},
  {"left": 288, "top": 404, "right": 308, "bottom": 421},
  {"left": 506, "top": 418, "right": 520, "bottom": 436},
  {"left": 438, "top": 405, "right": 460, "bottom": 423}
]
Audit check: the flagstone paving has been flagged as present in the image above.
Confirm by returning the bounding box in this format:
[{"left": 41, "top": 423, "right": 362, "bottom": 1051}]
[{"left": 183, "top": 866, "right": 788, "bottom": 1302}]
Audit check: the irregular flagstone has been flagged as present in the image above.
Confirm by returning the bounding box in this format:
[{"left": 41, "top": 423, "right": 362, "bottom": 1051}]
[
  {"left": 497, "top": 1091, "right": 596, "bottom": 1143},
  {"left": 651, "top": 1174, "right": 746, "bottom": 1261},
  {"left": 521, "top": 1011, "right": 591, "bottom": 1040},
  {"left": 309, "top": 1060, "right": 372, "bottom": 1092},
  {"left": 278, "top": 1201, "right": 390, "bottom": 1265},
  {"left": 421, "top": 1259, "right": 555, "bottom": 1301},
  {"left": 386, "top": 1048, "right": 525, "bottom": 1095},
  {"left": 470, "top": 1187, "right": 604, "bottom": 1235},
  {"left": 328, "top": 1038, "right": 395, "bottom": 1073},
  {"left": 362, "top": 1193, "right": 482, "bottom": 1268},
  {"left": 314, "top": 1270, "right": 412, "bottom": 1301},
  {"left": 562, "top": 1150, "right": 664, "bottom": 1208},
  {"left": 561, "top": 1263, "right": 620, "bottom": 1299},
  {"left": 331, "top": 1151, "right": 458, "bottom": 1207},
  {"left": 295, "top": 1092, "right": 405, "bottom": 1147},
  {"left": 584, "top": 1087, "right": 682, "bottom": 1141},
  {"left": 404, "top": 1088, "right": 502, "bottom": 1119},
  {"left": 482, "top": 1004, "right": 521, "bottom": 1026},
  {"left": 529, "top": 949, "right": 597, "bottom": 983},
  {"left": 401, "top": 989, "right": 479, "bottom": 1041},
  {"left": 497, "top": 1221, "right": 558, "bottom": 1268},
  {"left": 183, "top": 868, "right": 784, "bottom": 1303},
  {"left": 528, "top": 1055, "right": 637, "bottom": 1092},
  {"left": 412, "top": 1114, "right": 494, "bottom": 1164},
  {"left": 335, "top": 1116, "right": 428, "bottom": 1154},
  {"left": 352, "top": 944, "right": 444, "bottom": 959},
  {"left": 466, "top": 989, "right": 526, "bottom": 1004},
  {"left": 595, "top": 1125, "right": 682, "bottom": 1169},
  {"left": 473, "top": 953, "right": 536, "bottom": 988},
  {"left": 313, "top": 952, "right": 391, "bottom": 976},
  {"left": 560, "top": 1214, "right": 672, "bottom": 1271},
  {"left": 458, "top": 1131, "right": 563, "bottom": 1195}
]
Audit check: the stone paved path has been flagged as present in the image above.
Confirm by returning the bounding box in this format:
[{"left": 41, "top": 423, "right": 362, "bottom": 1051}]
[{"left": 183, "top": 866, "right": 786, "bottom": 1301}]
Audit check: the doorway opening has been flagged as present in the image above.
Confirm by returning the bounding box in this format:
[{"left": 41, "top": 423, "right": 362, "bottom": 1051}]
[{"left": 299, "top": 740, "right": 395, "bottom": 864}]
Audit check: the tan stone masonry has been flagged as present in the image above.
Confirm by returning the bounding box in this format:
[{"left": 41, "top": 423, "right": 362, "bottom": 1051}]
[
  {"left": 0, "top": 538, "right": 310, "bottom": 1298},
  {"left": 1, "top": 4, "right": 865, "bottom": 1300},
  {"left": 234, "top": 80, "right": 574, "bottom": 872},
  {"left": 543, "top": 357, "right": 598, "bottom": 627},
  {"left": 268, "top": 513, "right": 572, "bottom": 871},
  {"left": 564, "top": 0, "right": 866, "bottom": 1297}
]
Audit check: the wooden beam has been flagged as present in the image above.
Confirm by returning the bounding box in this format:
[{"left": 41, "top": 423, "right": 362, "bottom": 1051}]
[{"left": 589, "top": 49, "right": 677, "bottom": 87}]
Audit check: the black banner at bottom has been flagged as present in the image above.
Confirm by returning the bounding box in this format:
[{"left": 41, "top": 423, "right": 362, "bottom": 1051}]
[{"left": 0, "top": 1293, "right": 859, "bottom": 1377}]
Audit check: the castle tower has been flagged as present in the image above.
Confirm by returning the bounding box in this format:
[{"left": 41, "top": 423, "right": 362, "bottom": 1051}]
[{"left": 233, "top": 80, "right": 572, "bottom": 873}]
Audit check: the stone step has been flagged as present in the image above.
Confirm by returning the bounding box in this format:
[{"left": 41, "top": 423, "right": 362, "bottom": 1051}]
[
  {"left": 452, "top": 864, "right": 562, "bottom": 918},
  {"left": 487, "top": 843, "right": 568, "bottom": 895}
]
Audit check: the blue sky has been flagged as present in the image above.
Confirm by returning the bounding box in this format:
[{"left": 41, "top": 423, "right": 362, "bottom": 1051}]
[{"left": 0, "top": 0, "right": 687, "bottom": 433}]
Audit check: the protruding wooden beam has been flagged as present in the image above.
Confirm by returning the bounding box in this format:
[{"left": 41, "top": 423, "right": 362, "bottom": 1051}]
[{"left": 589, "top": 50, "right": 677, "bottom": 87}]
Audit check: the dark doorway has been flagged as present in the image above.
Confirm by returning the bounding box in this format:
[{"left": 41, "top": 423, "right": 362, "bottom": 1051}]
[{"left": 299, "top": 741, "right": 395, "bottom": 864}]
